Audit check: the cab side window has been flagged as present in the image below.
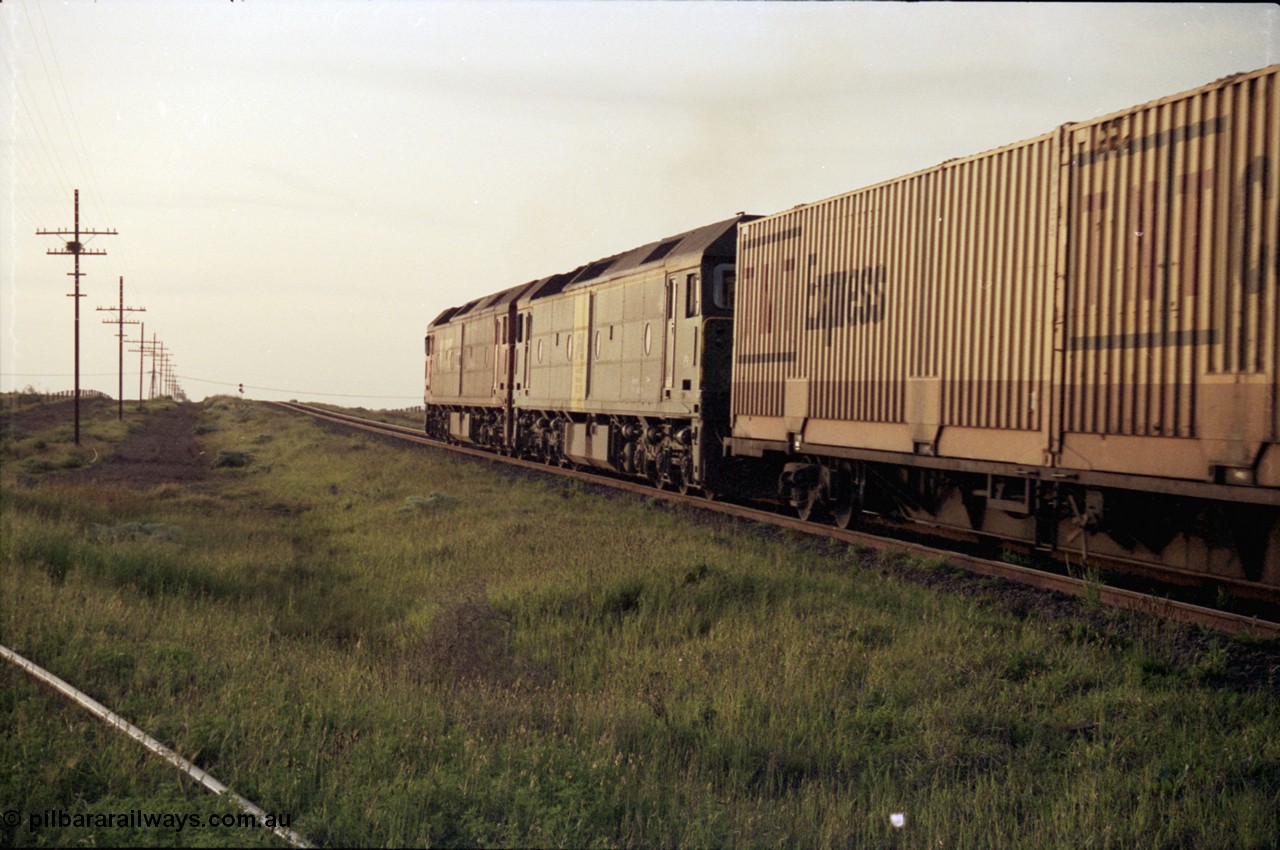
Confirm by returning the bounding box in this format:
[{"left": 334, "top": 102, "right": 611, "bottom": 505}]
[{"left": 712, "top": 265, "right": 736, "bottom": 310}]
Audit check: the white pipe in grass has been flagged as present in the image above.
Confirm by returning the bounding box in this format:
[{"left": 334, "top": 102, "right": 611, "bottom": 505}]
[{"left": 0, "top": 643, "right": 316, "bottom": 849}]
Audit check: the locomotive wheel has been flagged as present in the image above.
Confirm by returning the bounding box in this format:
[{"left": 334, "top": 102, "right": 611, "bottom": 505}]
[
  {"left": 677, "top": 455, "right": 694, "bottom": 496},
  {"left": 648, "top": 452, "right": 671, "bottom": 490},
  {"left": 650, "top": 469, "right": 668, "bottom": 490}
]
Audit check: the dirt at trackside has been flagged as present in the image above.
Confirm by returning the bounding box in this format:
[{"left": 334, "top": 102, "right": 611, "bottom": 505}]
[{"left": 71, "top": 402, "right": 211, "bottom": 487}]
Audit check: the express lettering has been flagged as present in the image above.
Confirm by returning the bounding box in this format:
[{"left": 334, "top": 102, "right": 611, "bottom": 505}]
[{"left": 804, "top": 266, "right": 886, "bottom": 342}]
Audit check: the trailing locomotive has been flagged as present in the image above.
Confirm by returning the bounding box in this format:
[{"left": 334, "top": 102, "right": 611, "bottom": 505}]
[{"left": 427, "top": 64, "right": 1280, "bottom": 591}]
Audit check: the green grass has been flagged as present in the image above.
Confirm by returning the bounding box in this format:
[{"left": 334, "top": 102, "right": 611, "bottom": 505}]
[{"left": 1, "top": 395, "right": 1278, "bottom": 847}]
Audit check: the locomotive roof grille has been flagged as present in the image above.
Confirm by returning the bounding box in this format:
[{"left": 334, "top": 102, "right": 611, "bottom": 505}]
[
  {"left": 529, "top": 268, "right": 581, "bottom": 301},
  {"left": 430, "top": 215, "right": 755, "bottom": 314},
  {"left": 640, "top": 238, "right": 681, "bottom": 265},
  {"left": 427, "top": 305, "right": 461, "bottom": 329},
  {"left": 571, "top": 257, "right": 618, "bottom": 284}
]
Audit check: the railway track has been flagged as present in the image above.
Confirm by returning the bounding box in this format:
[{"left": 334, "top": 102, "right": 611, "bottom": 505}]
[{"left": 271, "top": 401, "right": 1280, "bottom": 640}]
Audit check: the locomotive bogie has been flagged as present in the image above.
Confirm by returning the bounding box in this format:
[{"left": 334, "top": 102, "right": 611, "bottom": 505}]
[{"left": 424, "top": 404, "right": 498, "bottom": 445}]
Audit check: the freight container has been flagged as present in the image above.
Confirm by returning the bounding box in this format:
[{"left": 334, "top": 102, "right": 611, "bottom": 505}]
[
  {"left": 730, "top": 64, "right": 1280, "bottom": 494},
  {"left": 730, "top": 131, "right": 1060, "bottom": 468},
  {"left": 1059, "top": 64, "right": 1280, "bottom": 487}
]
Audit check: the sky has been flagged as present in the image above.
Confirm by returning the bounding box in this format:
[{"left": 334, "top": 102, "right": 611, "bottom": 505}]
[{"left": 3, "top": 1, "right": 1278, "bottom": 410}]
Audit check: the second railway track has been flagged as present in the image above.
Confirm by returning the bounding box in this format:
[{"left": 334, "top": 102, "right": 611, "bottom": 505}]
[{"left": 272, "top": 401, "right": 1280, "bottom": 640}]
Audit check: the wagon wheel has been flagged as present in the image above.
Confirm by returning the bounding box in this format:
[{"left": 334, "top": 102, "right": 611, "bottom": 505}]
[
  {"left": 1065, "top": 493, "right": 1091, "bottom": 562},
  {"left": 830, "top": 461, "right": 865, "bottom": 530},
  {"left": 795, "top": 492, "right": 822, "bottom": 523}
]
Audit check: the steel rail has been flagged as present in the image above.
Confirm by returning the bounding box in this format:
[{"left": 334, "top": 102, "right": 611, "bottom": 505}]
[{"left": 271, "top": 401, "right": 1280, "bottom": 639}]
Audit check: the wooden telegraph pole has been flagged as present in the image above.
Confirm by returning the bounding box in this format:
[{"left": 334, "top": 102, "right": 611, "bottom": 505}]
[
  {"left": 151, "top": 338, "right": 165, "bottom": 399},
  {"left": 96, "top": 276, "right": 145, "bottom": 420},
  {"left": 127, "top": 322, "right": 147, "bottom": 410},
  {"left": 36, "top": 190, "right": 117, "bottom": 444}
]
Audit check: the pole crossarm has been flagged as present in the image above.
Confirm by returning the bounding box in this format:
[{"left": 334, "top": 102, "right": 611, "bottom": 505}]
[
  {"left": 96, "top": 278, "right": 147, "bottom": 420},
  {"left": 38, "top": 230, "right": 115, "bottom": 257}
]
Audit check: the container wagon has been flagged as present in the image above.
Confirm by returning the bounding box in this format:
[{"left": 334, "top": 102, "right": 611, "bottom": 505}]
[{"left": 726, "top": 64, "right": 1280, "bottom": 586}]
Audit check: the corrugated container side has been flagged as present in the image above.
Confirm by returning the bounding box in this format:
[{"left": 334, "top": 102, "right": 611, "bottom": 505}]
[
  {"left": 933, "top": 136, "right": 1056, "bottom": 431},
  {"left": 1062, "top": 65, "right": 1279, "bottom": 439},
  {"left": 734, "top": 215, "right": 789, "bottom": 418},
  {"left": 733, "top": 133, "right": 1057, "bottom": 437}
]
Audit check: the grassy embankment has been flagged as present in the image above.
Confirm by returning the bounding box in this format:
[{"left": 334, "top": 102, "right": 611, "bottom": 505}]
[{"left": 1, "top": 395, "right": 1278, "bottom": 848}]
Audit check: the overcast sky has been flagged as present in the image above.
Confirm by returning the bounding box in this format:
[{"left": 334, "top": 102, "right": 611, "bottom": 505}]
[{"left": 4, "top": 1, "right": 1278, "bottom": 409}]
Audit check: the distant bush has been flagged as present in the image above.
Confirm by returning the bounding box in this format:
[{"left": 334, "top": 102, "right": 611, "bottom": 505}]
[
  {"left": 412, "top": 598, "right": 516, "bottom": 686},
  {"left": 212, "top": 449, "right": 253, "bottom": 468}
]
